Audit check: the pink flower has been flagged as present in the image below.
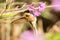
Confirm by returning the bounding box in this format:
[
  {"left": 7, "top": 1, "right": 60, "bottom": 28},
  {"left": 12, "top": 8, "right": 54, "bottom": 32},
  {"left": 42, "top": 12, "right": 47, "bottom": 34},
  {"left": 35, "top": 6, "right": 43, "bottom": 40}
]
[
  {"left": 51, "top": 0, "right": 60, "bottom": 11},
  {"left": 38, "top": 2, "right": 46, "bottom": 12},
  {"left": 20, "top": 30, "right": 44, "bottom": 40},
  {"left": 20, "top": 30, "right": 34, "bottom": 40},
  {"left": 26, "top": 2, "right": 45, "bottom": 16}
]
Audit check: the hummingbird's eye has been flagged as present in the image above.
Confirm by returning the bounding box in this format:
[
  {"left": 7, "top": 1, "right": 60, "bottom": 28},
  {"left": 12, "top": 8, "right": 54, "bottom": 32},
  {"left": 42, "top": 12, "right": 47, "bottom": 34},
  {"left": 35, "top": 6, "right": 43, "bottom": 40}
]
[{"left": 26, "top": 15, "right": 29, "bottom": 17}]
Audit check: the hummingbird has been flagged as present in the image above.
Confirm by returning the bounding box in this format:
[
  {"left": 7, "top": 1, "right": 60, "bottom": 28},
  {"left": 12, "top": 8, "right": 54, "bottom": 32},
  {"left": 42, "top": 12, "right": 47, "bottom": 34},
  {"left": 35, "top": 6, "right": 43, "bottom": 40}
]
[{"left": 22, "top": 13, "right": 38, "bottom": 35}]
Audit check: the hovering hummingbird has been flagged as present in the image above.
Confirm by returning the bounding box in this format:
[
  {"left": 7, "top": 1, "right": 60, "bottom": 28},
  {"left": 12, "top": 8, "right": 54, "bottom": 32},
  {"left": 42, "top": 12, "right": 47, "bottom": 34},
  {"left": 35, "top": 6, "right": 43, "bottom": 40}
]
[{"left": 22, "top": 13, "right": 38, "bottom": 35}]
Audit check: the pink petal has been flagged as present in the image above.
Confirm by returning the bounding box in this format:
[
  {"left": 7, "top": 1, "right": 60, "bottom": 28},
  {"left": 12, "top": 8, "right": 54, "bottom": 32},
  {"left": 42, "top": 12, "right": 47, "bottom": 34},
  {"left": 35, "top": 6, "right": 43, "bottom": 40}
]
[
  {"left": 20, "top": 30, "right": 34, "bottom": 40},
  {"left": 38, "top": 2, "right": 45, "bottom": 11},
  {"left": 26, "top": 5, "right": 35, "bottom": 11},
  {"left": 20, "top": 30, "right": 44, "bottom": 40},
  {"left": 51, "top": 0, "right": 60, "bottom": 11},
  {"left": 33, "top": 10, "right": 40, "bottom": 16}
]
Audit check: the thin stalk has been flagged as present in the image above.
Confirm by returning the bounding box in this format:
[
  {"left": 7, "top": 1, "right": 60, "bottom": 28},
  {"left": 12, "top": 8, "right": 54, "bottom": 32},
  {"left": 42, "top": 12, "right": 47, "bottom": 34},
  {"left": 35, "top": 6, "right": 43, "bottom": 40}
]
[
  {"left": 46, "top": 5, "right": 60, "bottom": 8},
  {"left": 38, "top": 19, "right": 44, "bottom": 35},
  {"left": 5, "top": 18, "right": 11, "bottom": 40},
  {"left": 0, "top": 19, "right": 6, "bottom": 40},
  {"left": 31, "top": 19, "right": 38, "bottom": 36},
  {"left": 32, "top": 22, "right": 37, "bottom": 35}
]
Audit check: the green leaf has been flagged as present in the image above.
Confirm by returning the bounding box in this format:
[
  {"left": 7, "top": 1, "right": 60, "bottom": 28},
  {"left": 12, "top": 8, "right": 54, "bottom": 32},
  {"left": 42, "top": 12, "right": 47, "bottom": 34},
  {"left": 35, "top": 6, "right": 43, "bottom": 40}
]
[
  {"left": 45, "top": 33, "right": 54, "bottom": 40},
  {"left": 0, "top": 11, "right": 18, "bottom": 18},
  {"left": 46, "top": 33, "right": 60, "bottom": 40}
]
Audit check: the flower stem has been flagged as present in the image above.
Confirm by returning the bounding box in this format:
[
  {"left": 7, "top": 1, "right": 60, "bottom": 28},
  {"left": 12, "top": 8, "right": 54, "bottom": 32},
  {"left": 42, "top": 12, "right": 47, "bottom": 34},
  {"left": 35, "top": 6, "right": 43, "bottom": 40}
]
[{"left": 46, "top": 5, "right": 60, "bottom": 8}]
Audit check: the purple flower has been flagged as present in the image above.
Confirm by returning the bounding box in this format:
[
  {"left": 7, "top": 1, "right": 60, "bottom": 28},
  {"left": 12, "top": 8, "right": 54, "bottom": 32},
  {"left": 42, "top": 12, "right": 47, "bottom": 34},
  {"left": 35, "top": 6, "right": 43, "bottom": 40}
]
[
  {"left": 26, "top": 5, "right": 35, "bottom": 11},
  {"left": 26, "top": 2, "right": 45, "bottom": 16},
  {"left": 51, "top": 0, "right": 60, "bottom": 11},
  {"left": 38, "top": 2, "right": 46, "bottom": 12},
  {"left": 20, "top": 30, "right": 34, "bottom": 40},
  {"left": 20, "top": 30, "right": 44, "bottom": 40}
]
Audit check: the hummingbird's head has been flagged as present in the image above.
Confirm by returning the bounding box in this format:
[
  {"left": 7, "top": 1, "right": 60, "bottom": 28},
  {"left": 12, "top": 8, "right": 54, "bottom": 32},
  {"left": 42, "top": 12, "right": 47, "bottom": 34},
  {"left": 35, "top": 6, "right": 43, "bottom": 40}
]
[{"left": 22, "top": 13, "right": 36, "bottom": 22}]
